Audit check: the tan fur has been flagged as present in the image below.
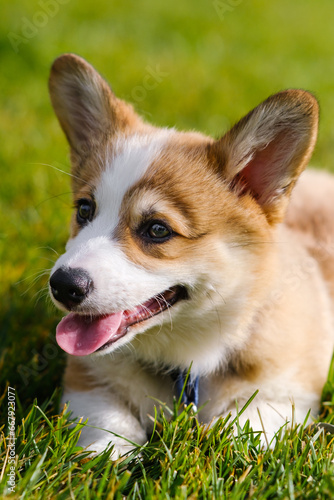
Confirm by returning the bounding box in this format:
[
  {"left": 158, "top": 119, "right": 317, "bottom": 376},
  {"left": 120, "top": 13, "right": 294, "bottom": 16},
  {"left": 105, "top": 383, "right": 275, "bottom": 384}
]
[
  {"left": 286, "top": 169, "right": 334, "bottom": 296},
  {"left": 64, "top": 357, "right": 99, "bottom": 391},
  {"left": 49, "top": 54, "right": 334, "bottom": 455}
]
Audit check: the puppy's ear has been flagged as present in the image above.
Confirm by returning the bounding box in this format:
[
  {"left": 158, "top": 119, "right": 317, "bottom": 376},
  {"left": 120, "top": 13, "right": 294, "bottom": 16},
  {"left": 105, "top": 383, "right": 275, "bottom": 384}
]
[
  {"left": 49, "top": 53, "right": 142, "bottom": 155},
  {"left": 212, "top": 90, "right": 319, "bottom": 223}
]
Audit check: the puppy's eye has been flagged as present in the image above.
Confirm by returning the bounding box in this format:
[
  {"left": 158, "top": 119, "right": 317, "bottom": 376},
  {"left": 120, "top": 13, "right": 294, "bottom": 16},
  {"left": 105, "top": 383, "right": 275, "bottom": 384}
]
[
  {"left": 76, "top": 199, "right": 95, "bottom": 225},
  {"left": 141, "top": 221, "right": 173, "bottom": 243},
  {"left": 149, "top": 223, "right": 170, "bottom": 239}
]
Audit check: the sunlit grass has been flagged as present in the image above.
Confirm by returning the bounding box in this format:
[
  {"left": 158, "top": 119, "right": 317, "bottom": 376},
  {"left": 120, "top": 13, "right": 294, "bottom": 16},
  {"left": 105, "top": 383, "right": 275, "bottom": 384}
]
[{"left": 1, "top": 0, "right": 334, "bottom": 497}]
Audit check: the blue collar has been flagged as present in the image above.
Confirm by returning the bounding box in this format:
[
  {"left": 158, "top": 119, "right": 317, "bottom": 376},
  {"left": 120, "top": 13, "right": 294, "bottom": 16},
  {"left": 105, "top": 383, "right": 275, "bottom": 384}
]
[{"left": 171, "top": 369, "right": 199, "bottom": 411}]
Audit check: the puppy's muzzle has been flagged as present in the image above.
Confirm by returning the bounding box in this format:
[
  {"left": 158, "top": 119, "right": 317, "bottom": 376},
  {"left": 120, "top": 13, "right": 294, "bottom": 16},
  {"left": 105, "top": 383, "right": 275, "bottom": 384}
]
[{"left": 50, "top": 267, "right": 93, "bottom": 310}]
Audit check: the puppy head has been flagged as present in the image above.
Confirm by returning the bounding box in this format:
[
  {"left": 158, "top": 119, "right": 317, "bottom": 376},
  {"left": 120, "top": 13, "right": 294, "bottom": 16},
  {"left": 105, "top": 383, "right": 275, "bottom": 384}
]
[{"left": 48, "top": 54, "right": 318, "bottom": 372}]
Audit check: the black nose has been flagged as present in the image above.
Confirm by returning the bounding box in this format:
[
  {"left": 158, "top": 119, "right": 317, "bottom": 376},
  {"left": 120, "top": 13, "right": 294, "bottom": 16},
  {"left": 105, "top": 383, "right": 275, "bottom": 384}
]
[{"left": 50, "top": 267, "right": 93, "bottom": 309}]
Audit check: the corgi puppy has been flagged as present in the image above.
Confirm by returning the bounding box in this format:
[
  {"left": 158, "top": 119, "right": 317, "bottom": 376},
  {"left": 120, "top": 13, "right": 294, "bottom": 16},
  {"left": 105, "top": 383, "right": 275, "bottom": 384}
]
[{"left": 48, "top": 53, "right": 334, "bottom": 456}]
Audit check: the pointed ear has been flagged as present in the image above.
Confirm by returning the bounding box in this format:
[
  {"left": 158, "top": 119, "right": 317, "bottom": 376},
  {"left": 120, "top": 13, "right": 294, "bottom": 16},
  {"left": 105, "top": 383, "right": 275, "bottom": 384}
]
[
  {"left": 212, "top": 90, "right": 319, "bottom": 223},
  {"left": 48, "top": 53, "right": 142, "bottom": 155}
]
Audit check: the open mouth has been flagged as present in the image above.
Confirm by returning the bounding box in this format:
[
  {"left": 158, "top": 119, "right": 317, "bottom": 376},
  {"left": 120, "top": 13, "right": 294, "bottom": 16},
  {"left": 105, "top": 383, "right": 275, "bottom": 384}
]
[{"left": 56, "top": 285, "right": 188, "bottom": 356}]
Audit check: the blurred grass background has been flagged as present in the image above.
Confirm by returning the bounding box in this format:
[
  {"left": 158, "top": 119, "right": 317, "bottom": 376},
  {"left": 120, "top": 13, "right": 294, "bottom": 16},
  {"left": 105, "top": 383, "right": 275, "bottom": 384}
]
[{"left": 1, "top": 0, "right": 334, "bottom": 406}]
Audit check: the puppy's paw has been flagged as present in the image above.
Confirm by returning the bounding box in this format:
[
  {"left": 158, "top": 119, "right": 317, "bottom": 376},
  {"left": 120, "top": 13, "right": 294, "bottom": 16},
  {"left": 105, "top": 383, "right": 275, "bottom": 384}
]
[
  {"left": 82, "top": 439, "right": 140, "bottom": 459},
  {"left": 77, "top": 428, "right": 147, "bottom": 460}
]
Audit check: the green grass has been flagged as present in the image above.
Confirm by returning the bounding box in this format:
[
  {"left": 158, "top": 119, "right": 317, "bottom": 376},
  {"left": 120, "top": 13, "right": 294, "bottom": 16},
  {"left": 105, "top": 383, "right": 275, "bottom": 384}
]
[
  {"left": 1, "top": 0, "right": 334, "bottom": 497},
  {"left": 1, "top": 389, "right": 334, "bottom": 498}
]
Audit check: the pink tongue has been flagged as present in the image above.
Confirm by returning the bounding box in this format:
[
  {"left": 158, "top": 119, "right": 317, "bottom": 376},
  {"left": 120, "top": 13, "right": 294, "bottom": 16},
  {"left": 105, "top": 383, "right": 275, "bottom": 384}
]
[{"left": 56, "top": 311, "right": 123, "bottom": 356}]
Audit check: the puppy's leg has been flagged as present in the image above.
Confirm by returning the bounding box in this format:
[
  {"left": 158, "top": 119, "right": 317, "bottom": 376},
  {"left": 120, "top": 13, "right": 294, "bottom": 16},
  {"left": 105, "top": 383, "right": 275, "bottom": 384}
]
[
  {"left": 63, "top": 389, "right": 147, "bottom": 457},
  {"left": 226, "top": 395, "right": 318, "bottom": 447}
]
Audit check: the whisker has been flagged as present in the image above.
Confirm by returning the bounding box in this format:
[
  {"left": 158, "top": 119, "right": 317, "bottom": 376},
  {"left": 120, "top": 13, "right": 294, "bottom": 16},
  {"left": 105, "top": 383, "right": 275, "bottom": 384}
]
[
  {"left": 35, "top": 191, "right": 73, "bottom": 208},
  {"left": 229, "top": 240, "right": 276, "bottom": 249},
  {"left": 30, "top": 162, "right": 96, "bottom": 191},
  {"left": 32, "top": 286, "right": 50, "bottom": 306},
  {"left": 21, "top": 277, "right": 50, "bottom": 297},
  {"left": 15, "top": 269, "right": 50, "bottom": 286},
  {"left": 209, "top": 285, "right": 226, "bottom": 305},
  {"left": 30, "top": 162, "right": 72, "bottom": 177},
  {"left": 156, "top": 292, "right": 173, "bottom": 331},
  {"left": 204, "top": 287, "right": 223, "bottom": 335},
  {"left": 18, "top": 270, "right": 51, "bottom": 297},
  {"left": 36, "top": 257, "right": 57, "bottom": 265},
  {"left": 36, "top": 246, "right": 60, "bottom": 256}
]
